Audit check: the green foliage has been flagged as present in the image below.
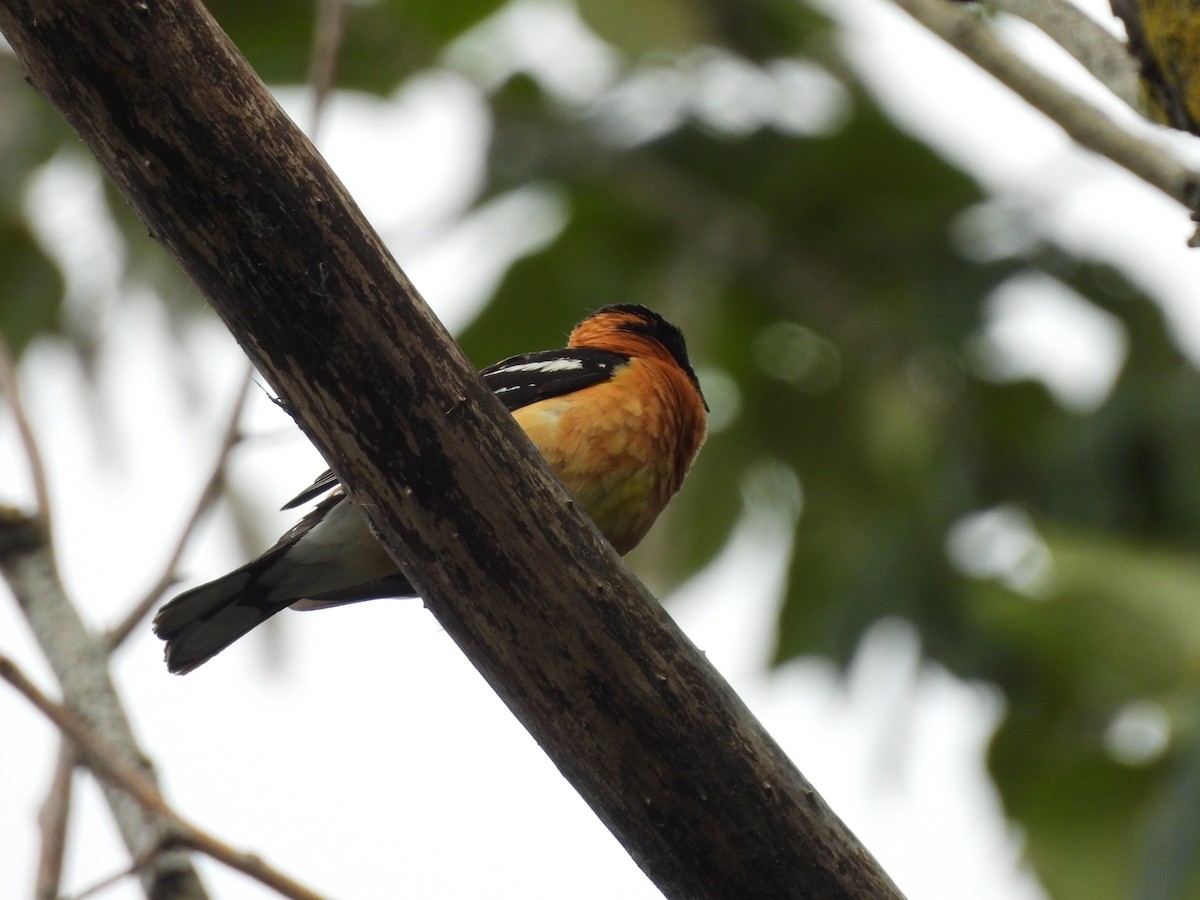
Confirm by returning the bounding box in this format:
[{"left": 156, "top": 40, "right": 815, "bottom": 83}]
[
  {"left": 979, "top": 528, "right": 1200, "bottom": 899},
  {"left": 0, "top": 223, "right": 62, "bottom": 358},
  {"left": 6, "top": 1, "right": 1200, "bottom": 896},
  {"left": 0, "top": 53, "right": 70, "bottom": 355},
  {"left": 206, "top": 0, "right": 507, "bottom": 90},
  {"left": 577, "top": 0, "right": 828, "bottom": 59}
]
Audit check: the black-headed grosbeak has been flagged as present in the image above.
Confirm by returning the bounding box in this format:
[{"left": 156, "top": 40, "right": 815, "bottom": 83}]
[{"left": 154, "top": 304, "right": 708, "bottom": 673}]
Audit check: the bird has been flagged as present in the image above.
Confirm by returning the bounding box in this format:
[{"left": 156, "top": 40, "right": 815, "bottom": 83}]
[{"left": 154, "top": 304, "right": 709, "bottom": 674}]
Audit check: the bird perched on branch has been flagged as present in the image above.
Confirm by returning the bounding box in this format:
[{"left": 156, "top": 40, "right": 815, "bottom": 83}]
[{"left": 154, "top": 304, "right": 708, "bottom": 674}]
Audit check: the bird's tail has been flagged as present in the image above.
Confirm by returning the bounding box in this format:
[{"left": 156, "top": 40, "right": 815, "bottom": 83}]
[
  {"left": 153, "top": 555, "right": 296, "bottom": 675},
  {"left": 153, "top": 557, "right": 417, "bottom": 674},
  {"left": 155, "top": 494, "right": 418, "bottom": 673}
]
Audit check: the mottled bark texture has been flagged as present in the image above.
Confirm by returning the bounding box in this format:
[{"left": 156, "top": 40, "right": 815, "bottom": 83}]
[{"left": 0, "top": 2, "right": 903, "bottom": 897}]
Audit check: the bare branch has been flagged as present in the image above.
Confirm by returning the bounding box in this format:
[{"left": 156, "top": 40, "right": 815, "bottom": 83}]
[
  {"left": 67, "top": 851, "right": 152, "bottom": 900},
  {"left": 884, "top": 0, "right": 1200, "bottom": 228},
  {"left": 106, "top": 366, "right": 253, "bottom": 650},
  {"left": 306, "top": 0, "right": 344, "bottom": 141},
  {"left": 987, "top": 0, "right": 1144, "bottom": 114},
  {"left": 0, "top": 654, "right": 329, "bottom": 900},
  {"left": 35, "top": 741, "right": 76, "bottom": 900},
  {"left": 0, "top": 508, "right": 208, "bottom": 899},
  {"left": 0, "top": 332, "right": 53, "bottom": 535}
]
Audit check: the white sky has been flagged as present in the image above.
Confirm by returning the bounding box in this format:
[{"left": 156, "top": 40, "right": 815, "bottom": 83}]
[{"left": 4, "top": 0, "right": 1195, "bottom": 897}]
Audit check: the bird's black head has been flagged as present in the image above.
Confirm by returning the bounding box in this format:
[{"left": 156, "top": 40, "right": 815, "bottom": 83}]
[{"left": 592, "top": 304, "right": 708, "bottom": 410}]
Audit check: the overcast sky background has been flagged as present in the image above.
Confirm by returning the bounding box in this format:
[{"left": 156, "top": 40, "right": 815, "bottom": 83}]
[{"left": 4, "top": 0, "right": 1200, "bottom": 896}]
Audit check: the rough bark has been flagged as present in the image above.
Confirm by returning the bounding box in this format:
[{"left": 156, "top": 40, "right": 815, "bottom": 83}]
[{"left": 0, "top": 2, "right": 904, "bottom": 897}]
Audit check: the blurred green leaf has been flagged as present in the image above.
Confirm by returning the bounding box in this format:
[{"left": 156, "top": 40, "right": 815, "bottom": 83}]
[
  {"left": 578, "top": 0, "right": 829, "bottom": 60},
  {"left": 206, "top": 0, "right": 506, "bottom": 93},
  {"left": 576, "top": 0, "right": 707, "bottom": 56},
  {"left": 0, "top": 225, "right": 64, "bottom": 356},
  {"left": 977, "top": 525, "right": 1200, "bottom": 900},
  {"left": 0, "top": 53, "right": 75, "bottom": 354}
]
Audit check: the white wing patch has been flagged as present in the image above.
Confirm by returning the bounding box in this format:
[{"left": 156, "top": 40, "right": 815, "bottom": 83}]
[{"left": 495, "top": 358, "right": 590, "bottom": 375}]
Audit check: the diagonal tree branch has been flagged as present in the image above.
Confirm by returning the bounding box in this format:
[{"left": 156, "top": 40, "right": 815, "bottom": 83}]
[
  {"left": 0, "top": 2, "right": 903, "bottom": 897},
  {"left": 0, "top": 655, "right": 326, "bottom": 900},
  {"left": 985, "top": 0, "right": 1144, "bottom": 114}
]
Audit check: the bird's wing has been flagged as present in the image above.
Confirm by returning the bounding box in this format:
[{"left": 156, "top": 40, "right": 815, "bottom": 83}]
[
  {"left": 281, "top": 468, "right": 342, "bottom": 510},
  {"left": 280, "top": 348, "right": 630, "bottom": 510},
  {"left": 481, "top": 348, "right": 628, "bottom": 411}
]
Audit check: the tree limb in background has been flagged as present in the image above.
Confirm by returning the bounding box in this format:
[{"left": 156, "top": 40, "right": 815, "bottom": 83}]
[
  {"left": 0, "top": 508, "right": 210, "bottom": 900},
  {"left": 0, "top": 655, "right": 328, "bottom": 900},
  {"left": 0, "top": 332, "right": 53, "bottom": 536},
  {"left": 306, "top": 0, "right": 345, "bottom": 141},
  {"left": 0, "top": 2, "right": 903, "bottom": 897},
  {"left": 888, "top": 0, "right": 1200, "bottom": 241},
  {"left": 0, "top": 332, "right": 82, "bottom": 900},
  {"left": 35, "top": 741, "right": 76, "bottom": 900},
  {"left": 988, "top": 0, "right": 1144, "bottom": 113}
]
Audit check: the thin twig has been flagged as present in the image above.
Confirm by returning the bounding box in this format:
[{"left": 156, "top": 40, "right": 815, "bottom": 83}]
[
  {"left": 66, "top": 838, "right": 191, "bottom": 900},
  {"left": 0, "top": 655, "right": 329, "bottom": 900},
  {"left": 0, "top": 332, "right": 53, "bottom": 534},
  {"left": 306, "top": 0, "right": 345, "bottom": 142},
  {"left": 884, "top": 0, "right": 1200, "bottom": 220},
  {"left": 34, "top": 740, "right": 76, "bottom": 900},
  {"left": 65, "top": 850, "right": 149, "bottom": 900},
  {"left": 986, "top": 0, "right": 1145, "bottom": 114},
  {"left": 106, "top": 366, "right": 254, "bottom": 650}
]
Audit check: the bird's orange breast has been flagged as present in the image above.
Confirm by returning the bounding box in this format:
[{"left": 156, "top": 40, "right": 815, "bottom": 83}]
[{"left": 512, "top": 357, "right": 706, "bottom": 554}]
